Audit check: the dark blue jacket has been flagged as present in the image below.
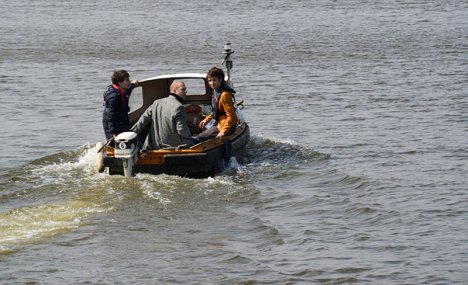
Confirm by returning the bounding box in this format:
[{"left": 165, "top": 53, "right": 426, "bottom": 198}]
[{"left": 102, "top": 84, "right": 135, "bottom": 139}]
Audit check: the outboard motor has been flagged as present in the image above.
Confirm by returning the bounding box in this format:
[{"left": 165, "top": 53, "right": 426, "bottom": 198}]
[{"left": 114, "top": 132, "right": 138, "bottom": 177}]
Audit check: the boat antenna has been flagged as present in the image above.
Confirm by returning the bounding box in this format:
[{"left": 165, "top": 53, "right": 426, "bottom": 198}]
[{"left": 221, "top": 42, "right": 234, "bottom": 86}]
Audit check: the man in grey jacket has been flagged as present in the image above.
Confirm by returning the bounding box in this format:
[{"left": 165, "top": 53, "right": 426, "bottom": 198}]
[{"left": 131, "top": 81, "right": 192, "bottom": 150}]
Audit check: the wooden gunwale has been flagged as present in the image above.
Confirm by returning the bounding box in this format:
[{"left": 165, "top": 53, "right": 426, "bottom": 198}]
[{"left": 104, "top": 123, "right": 246, "bottom": 165}]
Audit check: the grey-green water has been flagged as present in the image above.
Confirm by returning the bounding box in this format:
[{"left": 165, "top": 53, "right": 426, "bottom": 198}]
[{"left": 1, "top": 0, "right": 467, "bottom": 284}]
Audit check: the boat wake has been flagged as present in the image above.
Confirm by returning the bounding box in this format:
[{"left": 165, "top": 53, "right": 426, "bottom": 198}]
[
  {"left": 0, "top": 137, "right": 329, "bottom": 255},
  {"left": 0, "top": 146, "right": 118, "bottom": 255},
  {"left": 0, "top": 199, "right": 108, "bottom": 255},
  {"left": 246, "top": 135, "right": 330, "bottom": 165}
]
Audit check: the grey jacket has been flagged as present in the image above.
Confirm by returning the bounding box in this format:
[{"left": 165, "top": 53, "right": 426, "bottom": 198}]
[{"left": 131, "top": 95, "right": 192, "bottom": 150}]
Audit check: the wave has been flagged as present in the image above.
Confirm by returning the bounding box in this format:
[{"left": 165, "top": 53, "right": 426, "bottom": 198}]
[
  {"left": 2, "top": 135, "right": 329, "bottom": 187},
  {"left": 1, "top": 136, "right": 335, "bottom": 201},
  {"left": 0, "top": 199, "right": 109, "bottom": 255},
  {"left": 0, "top": 137, "right": 336, "bottom": 255},
  {"left": 0, "top": 145, "right": 119, "bottom": 255},
  {"left": 246, "top": 134, "right": 331, "bottom": 165}
]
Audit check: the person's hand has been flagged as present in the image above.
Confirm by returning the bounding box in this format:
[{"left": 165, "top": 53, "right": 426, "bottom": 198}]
[
  {"left": 132, "top": 80, "right": 139, "bottom": 87},
  {"left": 199, "top": 118, "right": 209, "bottom": 129},
  {"left": 216, "top": 132, "right": 224, "bottom": 138}
]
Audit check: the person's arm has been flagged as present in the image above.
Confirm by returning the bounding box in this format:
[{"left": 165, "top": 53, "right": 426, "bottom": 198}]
[
  {"left": 175, "top": 105, "right": 193, "bottom": 145},
  {"left": 217, "top": 92, "right": 238, "bottom": 136},
  {"left": 126, "top": 80, "right": 139, "bottom": 96},
  {"left": 104, "top": 92, "right": 120, "bottom": 137},
  {"left": 131, "top": 105, "right": 152, "bottom": 134},
  {"left": 199, "top": 114, "right": 212, "bottom": 129}
]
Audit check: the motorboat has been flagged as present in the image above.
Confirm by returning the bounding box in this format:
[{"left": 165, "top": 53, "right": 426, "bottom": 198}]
[{"left": 95, "top": 44, "right": 250, "bottom": 178}]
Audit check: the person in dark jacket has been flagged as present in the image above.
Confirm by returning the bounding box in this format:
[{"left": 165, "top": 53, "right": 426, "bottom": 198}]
[{"left": 102, "top": 70, "right": 139, "bottom": 139}]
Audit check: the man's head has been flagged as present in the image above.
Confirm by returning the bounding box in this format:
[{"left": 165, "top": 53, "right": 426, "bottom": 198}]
[
  {"left": 170, "top": 81, "right": 187, "bottom": 101},
  {"left": 111, "top": 70, "right": 131, "bottom": 91}
]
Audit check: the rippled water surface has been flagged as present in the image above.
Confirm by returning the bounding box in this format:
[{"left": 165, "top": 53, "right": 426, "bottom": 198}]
[{"left": 1, "top": 0, "right": 467, "bottom": 284}]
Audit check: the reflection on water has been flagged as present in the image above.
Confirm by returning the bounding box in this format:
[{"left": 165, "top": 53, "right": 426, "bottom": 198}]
[{"left": 0, "top": 200, "right": 109, "bottom": 255}]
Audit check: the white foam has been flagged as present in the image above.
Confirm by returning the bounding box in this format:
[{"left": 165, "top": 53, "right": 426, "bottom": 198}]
[{"left": 0, "top": 200, "right": 108, "bottom": 254}]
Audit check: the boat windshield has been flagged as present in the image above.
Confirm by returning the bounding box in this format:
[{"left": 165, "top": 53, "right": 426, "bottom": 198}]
[
  {"left": 129, "top": 87, "right": 143, "bottom": 112},
  {"left": 183, "top": 78, "right": 207, "bottom": 97}
]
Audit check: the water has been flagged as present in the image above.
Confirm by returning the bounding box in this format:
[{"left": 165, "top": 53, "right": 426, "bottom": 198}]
[{"left": 1, "top": 0, "right": 467, "bottom": 283}]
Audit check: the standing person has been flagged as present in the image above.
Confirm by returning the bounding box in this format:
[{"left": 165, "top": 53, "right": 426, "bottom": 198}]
[
  {"left": 102, "top": 70, "right": 139, "bottom": 139},
  {"left": 131, "top": 81, "right": 193, "bottom": 150},
  {"left": 195, "top": 67, "right": 238, "bottom": 142}
]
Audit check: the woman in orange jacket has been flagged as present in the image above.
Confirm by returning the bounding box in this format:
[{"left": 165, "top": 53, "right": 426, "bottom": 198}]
[{"left": 195, "top": 67, "right": 238, "bottom": 142}]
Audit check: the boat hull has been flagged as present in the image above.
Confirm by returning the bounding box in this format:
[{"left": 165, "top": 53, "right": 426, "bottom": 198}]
[{"left": 103, "top": 123, "right": 249, "bottom": 178}]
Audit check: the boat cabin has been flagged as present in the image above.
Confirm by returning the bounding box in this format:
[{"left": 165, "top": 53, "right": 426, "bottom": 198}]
[{"left": 128, "top": 73, "right": 212, "bottom": 134}]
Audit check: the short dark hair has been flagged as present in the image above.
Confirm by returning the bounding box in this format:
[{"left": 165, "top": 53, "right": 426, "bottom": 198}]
[
  {"left": 111, "top": 70, "right": 130, "bottom": 85},
  {"left": 207, "top": 67, "right": 225, "bottom": 81}
]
